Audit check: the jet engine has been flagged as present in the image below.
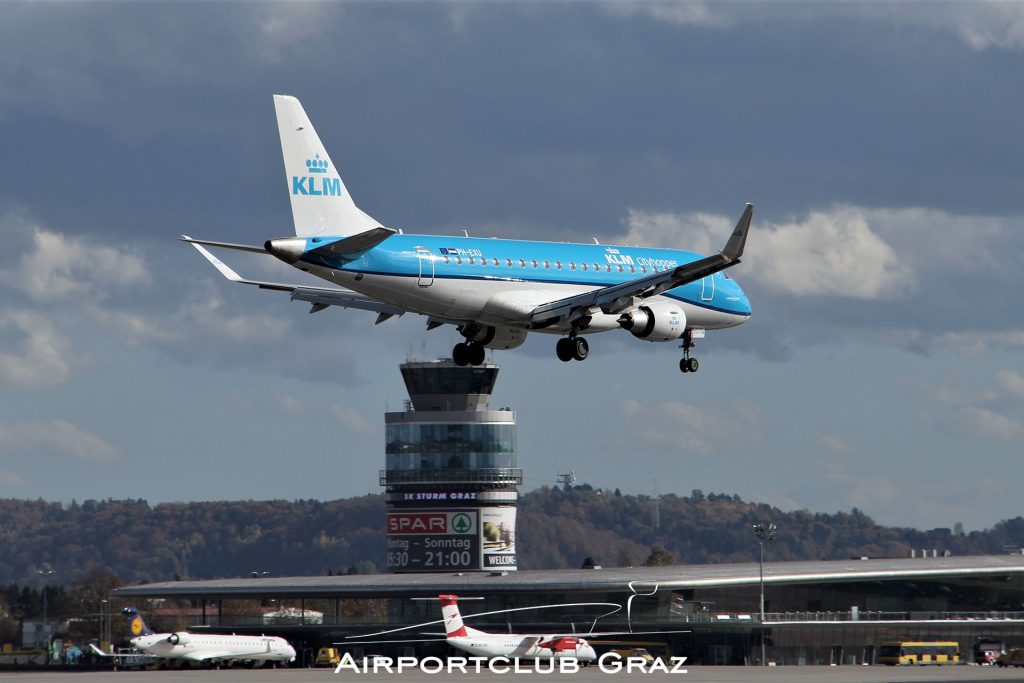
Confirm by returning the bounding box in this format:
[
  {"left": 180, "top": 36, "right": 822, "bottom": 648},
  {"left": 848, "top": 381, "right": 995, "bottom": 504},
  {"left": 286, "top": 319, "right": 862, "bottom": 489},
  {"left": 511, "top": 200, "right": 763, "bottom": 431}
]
[
  {"left": 167, "top": 632, "right": 191, "bottom": 645},
  {"left": 618, "top": 302, "right": 686, "bottom": 342},
  {"left": 463, "top": 325, "right": 528, "bottom": 350}
]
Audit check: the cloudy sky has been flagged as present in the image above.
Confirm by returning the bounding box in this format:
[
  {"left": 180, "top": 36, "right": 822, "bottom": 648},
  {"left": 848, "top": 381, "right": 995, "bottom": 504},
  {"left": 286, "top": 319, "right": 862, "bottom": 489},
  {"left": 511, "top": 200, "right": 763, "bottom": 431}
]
[{"left": 1, "top": 1, "right": 1022, "bottom": 532}]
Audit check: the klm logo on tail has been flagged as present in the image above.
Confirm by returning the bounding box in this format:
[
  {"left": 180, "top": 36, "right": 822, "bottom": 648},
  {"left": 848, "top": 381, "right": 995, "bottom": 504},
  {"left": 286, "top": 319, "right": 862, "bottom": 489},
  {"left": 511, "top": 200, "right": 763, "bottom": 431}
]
[{"left": 292, "top": 154, "right": 343, "bottom": 197}]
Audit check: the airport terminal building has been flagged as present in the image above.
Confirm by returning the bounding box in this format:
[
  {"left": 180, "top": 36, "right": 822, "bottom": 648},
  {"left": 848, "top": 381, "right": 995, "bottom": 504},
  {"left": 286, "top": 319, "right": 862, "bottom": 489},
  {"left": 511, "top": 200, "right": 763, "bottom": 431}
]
[{"left": 115, "top": 554, "right": 1024, "bottom": 666}]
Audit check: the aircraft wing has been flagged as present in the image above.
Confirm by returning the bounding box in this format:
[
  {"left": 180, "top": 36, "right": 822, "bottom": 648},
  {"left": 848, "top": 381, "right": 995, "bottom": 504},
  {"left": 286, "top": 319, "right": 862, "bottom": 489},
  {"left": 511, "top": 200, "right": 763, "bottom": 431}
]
[
  {"left": 88, "top": 645, "right": 156, "bottom": 661},
  {"left": 528, "top": 203, "right": 752, "bottom": 326},
  {"left": 183, "top": 237, "right": 408, "bottom": 318}
]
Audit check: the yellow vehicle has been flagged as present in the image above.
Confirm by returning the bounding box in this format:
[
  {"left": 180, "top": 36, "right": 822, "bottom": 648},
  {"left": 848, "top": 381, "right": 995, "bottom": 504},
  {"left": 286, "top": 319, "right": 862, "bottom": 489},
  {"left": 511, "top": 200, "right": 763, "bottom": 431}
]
[
  {"left": 315, "top": 647, "right": 341, "bottom": 667},
  {"left": 608, "top": 648, "right": 655, "bottom": 662},
  {"left": 878, "top": 641, "right": 960, "bottom": 665}
]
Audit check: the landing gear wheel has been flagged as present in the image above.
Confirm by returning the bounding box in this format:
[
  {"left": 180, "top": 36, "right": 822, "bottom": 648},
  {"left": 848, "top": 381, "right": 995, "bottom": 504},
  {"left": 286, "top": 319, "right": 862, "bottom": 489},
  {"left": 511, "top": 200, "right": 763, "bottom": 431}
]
[
  {"left": 687, "top": 357, "right": 699, "bottom": 373},
  {"left": 572, "top": 336, "right": 589, "bottom": 361},
  {"left": 556, "top": 338, "right": 574, "bottom": 362},
  {"left": 453, "top": 342, "right": 470, "bottom": 366},
  {"left": 469, "top": 342, "right": 486, "bottom": 366},
  {"left": 680, "top": 358, "right": 689, "bottom": 373}
]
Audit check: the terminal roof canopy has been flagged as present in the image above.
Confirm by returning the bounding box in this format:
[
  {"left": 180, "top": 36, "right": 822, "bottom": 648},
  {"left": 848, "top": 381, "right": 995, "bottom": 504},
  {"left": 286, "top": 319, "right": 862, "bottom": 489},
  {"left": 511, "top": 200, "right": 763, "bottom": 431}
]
[{"left": 113, "top": 555, "right": 1024, "bottom": 600}]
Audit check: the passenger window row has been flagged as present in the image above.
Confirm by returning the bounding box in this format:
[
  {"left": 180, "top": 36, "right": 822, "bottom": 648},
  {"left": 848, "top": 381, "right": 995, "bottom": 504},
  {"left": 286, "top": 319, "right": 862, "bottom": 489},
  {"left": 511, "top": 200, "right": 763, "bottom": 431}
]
[{"left": 437, "top": 254, "right": 650, "bottom": 274}]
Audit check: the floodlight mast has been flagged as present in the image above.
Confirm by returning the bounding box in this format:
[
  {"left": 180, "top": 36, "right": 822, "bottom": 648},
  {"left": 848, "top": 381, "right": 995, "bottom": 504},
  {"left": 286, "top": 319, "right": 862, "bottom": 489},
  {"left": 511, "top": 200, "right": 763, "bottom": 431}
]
[{"left": 752, "top": 523, "right": 776, "bottom": 666}]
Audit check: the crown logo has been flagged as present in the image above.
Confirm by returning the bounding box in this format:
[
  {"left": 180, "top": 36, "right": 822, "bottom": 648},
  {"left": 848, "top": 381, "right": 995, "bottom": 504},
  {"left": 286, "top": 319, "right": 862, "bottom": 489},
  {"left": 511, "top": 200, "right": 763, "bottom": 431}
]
[{"left": 306, "top": 154, "right": 329, "bottom": 174}]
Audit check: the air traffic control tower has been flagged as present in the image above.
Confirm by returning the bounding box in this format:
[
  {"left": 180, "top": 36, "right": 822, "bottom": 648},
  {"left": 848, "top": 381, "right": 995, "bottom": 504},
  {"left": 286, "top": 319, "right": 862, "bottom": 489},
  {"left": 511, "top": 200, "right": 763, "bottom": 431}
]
[{"left": 383, "top": 360, "right": 520, "bottom": 573}]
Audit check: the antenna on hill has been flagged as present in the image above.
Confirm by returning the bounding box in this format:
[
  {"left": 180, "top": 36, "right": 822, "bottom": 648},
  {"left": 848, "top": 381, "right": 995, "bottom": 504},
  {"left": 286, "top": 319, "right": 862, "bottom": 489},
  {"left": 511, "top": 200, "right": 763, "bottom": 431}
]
[{"left": 557, "top": 471, "right": 576, "bottom": 487}]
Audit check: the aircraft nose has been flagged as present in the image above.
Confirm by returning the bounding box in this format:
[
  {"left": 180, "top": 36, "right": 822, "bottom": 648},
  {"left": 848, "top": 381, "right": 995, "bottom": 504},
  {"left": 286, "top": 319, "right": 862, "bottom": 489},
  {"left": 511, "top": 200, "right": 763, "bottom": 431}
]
[
  {"left": 732, "top": 281, "right": 752, "bottom": 317},
  {"left": 738, "top": 292, "right": 752, "bottom": 316}
]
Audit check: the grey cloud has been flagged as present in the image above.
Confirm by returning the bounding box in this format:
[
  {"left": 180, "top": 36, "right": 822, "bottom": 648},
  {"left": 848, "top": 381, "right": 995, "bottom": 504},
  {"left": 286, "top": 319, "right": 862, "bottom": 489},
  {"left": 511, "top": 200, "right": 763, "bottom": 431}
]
[
  {"left": 0, "top": 419, "right": 119, "bottom": 463},
  {"left": 0, "top": 311, "right": 78, "bottom": 390}
]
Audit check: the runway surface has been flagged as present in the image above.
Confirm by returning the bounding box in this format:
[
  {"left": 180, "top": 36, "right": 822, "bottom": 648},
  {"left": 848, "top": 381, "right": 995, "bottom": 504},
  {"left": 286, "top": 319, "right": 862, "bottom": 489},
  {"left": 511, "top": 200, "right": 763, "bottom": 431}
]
[{"left": 6, "top": 666, "right": 1024, "bottom": 683}]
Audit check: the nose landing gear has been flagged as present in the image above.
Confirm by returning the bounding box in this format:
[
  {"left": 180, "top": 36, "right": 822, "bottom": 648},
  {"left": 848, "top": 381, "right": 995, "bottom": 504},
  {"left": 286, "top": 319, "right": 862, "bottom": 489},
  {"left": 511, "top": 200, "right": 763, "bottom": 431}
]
[{"left": 679, "top": 331, "right": 699, "bottom": 374}]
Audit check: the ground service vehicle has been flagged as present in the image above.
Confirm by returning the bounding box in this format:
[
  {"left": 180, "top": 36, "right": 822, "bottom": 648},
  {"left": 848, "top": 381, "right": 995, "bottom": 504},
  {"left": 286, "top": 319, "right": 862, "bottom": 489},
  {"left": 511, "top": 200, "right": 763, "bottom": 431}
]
[
  {"left": 973, "top": 639, "right": 1006, "bottom": 665},
  {"left": 996, "top": 648, "right": 1024, "bottom": 667},
  {"left": 315, "top": 648, "right": 340, "bottom": 667},
  {"left": 608, "top": 648, "right": 655, "bottom": 662},
  {"left": 878, "top": 641, "right": 960, "bottom": 665}
]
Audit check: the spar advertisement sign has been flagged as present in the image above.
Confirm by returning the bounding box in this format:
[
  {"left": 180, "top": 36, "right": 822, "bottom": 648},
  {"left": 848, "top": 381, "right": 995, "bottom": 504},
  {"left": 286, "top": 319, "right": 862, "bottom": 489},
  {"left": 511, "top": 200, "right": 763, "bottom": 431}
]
[
  {"left": 386, "top": 510, "right": 480, "bottom": 572},
  {"left": 385, "top": 508, "right": 518, "bottom": 572}
]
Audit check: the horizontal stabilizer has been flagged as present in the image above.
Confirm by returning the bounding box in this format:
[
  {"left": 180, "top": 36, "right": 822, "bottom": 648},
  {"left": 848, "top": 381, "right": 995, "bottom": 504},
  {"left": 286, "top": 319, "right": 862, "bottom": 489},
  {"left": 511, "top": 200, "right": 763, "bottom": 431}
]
[
  {"left": 179, "top": 236, "right": 266, "bottom": 254},
  {"left": 184, "top": 237, "right": 407, "bottom": 316}
]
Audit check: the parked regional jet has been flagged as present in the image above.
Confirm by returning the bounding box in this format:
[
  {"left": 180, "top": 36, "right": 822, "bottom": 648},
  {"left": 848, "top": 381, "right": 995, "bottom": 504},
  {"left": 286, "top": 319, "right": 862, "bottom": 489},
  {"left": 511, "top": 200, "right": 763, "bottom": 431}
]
[
  {"left": 113, "top": 607, "right": 295, "bottom": 666},
  {"left": 184, "top": 95, "right": 752, "bottom": 374},
  {"left": 439, "top": 594, "right": 598, "bottom": 662}
]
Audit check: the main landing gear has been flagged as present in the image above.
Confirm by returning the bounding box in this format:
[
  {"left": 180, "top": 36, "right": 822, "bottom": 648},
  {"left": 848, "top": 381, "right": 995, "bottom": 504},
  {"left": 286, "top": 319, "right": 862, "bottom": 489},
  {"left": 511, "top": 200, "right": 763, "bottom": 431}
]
[
  {"left": 679, "top": 331, "right": 699, "bottom": 374},
  {"left": 555, "top": 334, "right": 589, "bottom": 362},
  {"left": 452, "top": 341, "right": 486, "bottom": 367}
]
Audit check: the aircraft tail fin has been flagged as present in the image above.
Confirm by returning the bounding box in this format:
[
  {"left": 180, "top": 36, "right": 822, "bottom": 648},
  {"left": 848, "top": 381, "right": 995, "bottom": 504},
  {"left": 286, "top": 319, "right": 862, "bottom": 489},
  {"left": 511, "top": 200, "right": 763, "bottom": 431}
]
[
  {"left": 438, "top": 594, "right": 485, "bottom": 638},
  {"left": 273, "top": 94, "right": 381, "bottom": 237},
  {"left": 122, "top": 607, "right": 155, "bottom": 637}
]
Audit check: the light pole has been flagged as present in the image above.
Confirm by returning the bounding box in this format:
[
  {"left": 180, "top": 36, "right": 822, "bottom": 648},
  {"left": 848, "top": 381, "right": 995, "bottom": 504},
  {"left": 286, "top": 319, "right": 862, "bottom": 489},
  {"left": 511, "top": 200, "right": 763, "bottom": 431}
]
[
  {"left": 36, "top": 569, "right": 56, "bottom": 653},
  {"left": 100, "top": 599, "right": 109, "bottom": 651},
  {"left": 752, "top": 523, "right": 776, "bottom": 666}
]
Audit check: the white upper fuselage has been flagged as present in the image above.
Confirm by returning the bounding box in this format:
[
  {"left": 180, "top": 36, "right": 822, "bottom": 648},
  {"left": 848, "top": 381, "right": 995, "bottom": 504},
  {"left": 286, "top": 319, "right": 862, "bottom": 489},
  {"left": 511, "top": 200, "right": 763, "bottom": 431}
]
[
  {"left": 129, "top": 632, "right": 296, "bottom": 663},
  {"left": 291, "top": 234, "right": 751, "bottom": 334},
  {"left": 447, "top": 632, "right": 597, "bottom": 662}
]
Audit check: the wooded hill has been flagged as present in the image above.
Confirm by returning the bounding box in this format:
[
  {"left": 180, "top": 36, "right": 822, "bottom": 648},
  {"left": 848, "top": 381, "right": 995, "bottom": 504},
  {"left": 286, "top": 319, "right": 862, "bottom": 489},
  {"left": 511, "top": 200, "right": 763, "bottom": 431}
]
[{"left": 2, "top": 487, "right": 1022, "bottom": 585}]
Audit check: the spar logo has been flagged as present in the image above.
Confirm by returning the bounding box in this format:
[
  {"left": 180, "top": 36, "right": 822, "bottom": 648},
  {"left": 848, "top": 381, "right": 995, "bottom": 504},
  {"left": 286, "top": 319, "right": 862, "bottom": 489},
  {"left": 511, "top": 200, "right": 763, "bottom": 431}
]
[
  {"left": 451, "top": 513, "right": 472, "bottom": 533},
  {"left": 387, "top": 512, "right": 476, "bottom": 535},
  {"left": 292, "top": 154, "right": 343, "bottom": 197}
]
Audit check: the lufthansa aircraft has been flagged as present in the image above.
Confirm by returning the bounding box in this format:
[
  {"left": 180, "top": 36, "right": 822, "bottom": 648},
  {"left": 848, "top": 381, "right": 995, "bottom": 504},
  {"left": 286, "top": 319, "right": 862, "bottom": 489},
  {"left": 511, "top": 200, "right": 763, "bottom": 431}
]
[
  {"left": 110, "top": 608, "right": 296, "bottom": 666},
  {"left": 184, "top": 96, "right": 752, "bottom": 374}
]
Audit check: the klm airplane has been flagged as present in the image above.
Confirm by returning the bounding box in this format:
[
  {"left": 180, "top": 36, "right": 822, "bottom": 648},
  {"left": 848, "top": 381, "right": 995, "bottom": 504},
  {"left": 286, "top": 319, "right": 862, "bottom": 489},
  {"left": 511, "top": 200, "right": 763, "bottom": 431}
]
[{"left": 184, "top": 96, "right": 752, "bottom": 374}]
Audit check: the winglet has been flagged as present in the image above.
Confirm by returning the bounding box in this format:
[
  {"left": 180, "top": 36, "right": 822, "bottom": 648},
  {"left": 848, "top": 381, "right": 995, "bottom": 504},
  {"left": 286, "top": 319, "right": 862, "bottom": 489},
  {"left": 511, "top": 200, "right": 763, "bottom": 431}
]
[{"left": 722, "top": 203, "right": 753, "bottom": 261}]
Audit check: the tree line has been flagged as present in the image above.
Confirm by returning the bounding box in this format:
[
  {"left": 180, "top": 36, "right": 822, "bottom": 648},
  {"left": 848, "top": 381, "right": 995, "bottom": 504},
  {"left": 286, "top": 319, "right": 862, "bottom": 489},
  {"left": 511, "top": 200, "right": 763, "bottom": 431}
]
[{"left": 1, "top": 488, "right": 1021, "bottom": 586}]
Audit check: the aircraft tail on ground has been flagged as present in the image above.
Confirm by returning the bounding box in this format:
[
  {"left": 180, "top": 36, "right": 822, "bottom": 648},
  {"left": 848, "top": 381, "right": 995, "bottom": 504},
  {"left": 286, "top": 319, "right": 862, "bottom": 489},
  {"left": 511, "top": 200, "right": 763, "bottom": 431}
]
[
  {"left": 273, "top": 94, "right": 381, "bottom": 238},
  {"left": 439, "top": 594, "right": 485, "bottom": 638},
  {"left": 122, "top": 607, "right": 155, "bottom": 637}
]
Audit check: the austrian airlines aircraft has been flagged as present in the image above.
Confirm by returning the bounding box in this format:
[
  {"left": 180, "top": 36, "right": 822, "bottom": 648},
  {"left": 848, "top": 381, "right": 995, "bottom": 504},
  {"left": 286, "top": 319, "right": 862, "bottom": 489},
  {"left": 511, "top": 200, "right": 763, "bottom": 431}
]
[
  {"left": 184, "top": 96, "right": 752, "bottom": 374},
  {"left": 439, "top": 594, "right": 598, "bottom": 662},
  {"left": 116, "top": 607, "right": 296, "bottom": 666}
]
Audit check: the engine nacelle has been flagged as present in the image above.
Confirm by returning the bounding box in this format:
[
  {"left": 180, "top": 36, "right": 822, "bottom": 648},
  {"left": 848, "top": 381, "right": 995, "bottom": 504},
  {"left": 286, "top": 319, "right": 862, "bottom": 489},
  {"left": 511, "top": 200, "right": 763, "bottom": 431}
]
[
  {"left": 464, "top": 325, "right": 528, "bottom": 350},
  {"left": 168, "top": 632, "right": 191, "bottom": 645},
  {"left": 618, "top": 302, "right": 686, "bottom": 342}
]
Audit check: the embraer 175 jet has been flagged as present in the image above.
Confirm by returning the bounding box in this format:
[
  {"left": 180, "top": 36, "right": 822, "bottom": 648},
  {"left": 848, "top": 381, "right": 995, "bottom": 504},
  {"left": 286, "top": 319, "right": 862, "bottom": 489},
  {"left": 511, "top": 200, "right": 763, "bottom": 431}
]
[
  {"left": 184, "top": 95, "right": 752, "bottom": 374},
  {"left": 439, "top": 594, "right": 598, "bottom": 662},
  {"left": 113, "top": 607, "right": 296, "bottom": 666}
]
